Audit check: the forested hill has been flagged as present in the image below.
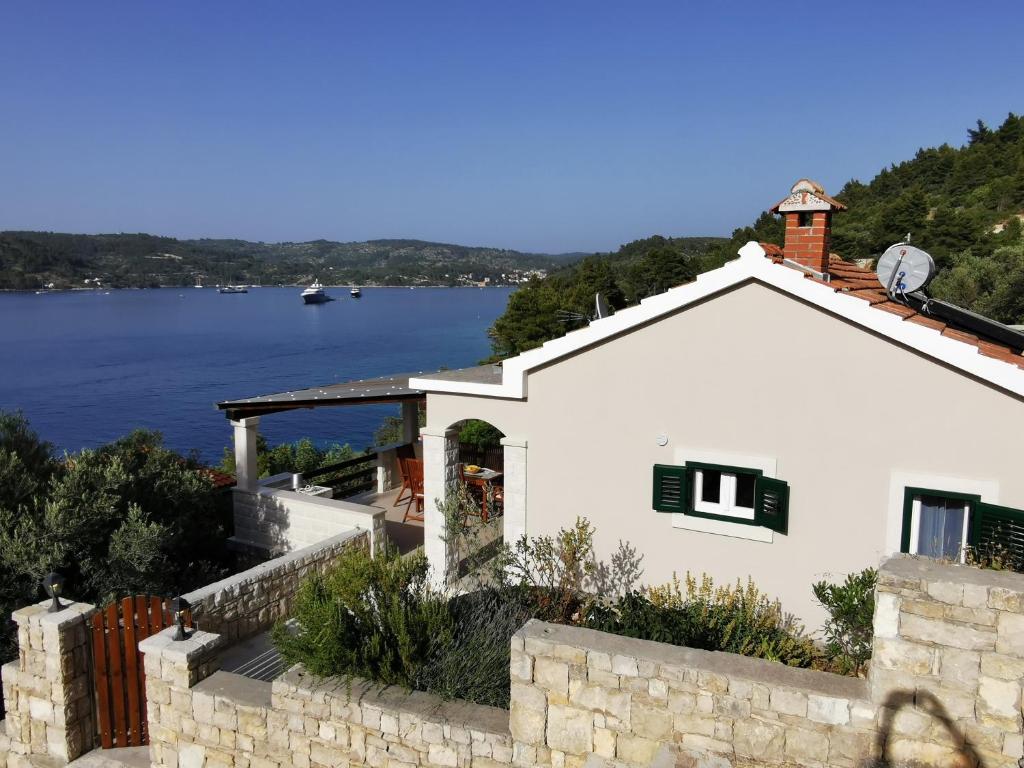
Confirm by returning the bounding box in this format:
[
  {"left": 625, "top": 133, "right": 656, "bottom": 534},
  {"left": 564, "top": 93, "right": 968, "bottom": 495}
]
[
  {"left": 487, "top": 236, "right": 726, "bottom": 359},
  {"left": 0, "top": 233, "right": 569, "bottom": 289},
  {"left": 488, "top": 113, "right": 1024, "bottom": 359}
]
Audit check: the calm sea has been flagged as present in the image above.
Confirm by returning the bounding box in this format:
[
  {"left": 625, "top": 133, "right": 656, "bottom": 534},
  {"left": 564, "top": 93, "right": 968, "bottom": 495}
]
[{"left": 0, "top": 286, "right": 513, "bottom": 463}]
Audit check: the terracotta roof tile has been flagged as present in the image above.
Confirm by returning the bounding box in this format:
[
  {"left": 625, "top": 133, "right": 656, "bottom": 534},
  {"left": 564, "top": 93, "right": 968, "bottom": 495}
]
[
  {"left": 757, "top": 243, "right": 1024, "bottom": 373},
  {"left": 941, "top": 327, "right": 980, "bottom": 344},
  {"left": 201, "top": 467, "right": 236, "bottom": 489},
  {"left": 905, "top": 314, "right": 948, "bottom": 332}
]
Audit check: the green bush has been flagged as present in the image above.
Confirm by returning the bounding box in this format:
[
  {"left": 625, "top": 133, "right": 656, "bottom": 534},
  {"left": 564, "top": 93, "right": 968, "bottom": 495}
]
[
  {"left": 586, "top": 573, "right": 818, "bottom": 668},
  {"left": 420, "top": 589, "right": 535, "bottom": 708},
  {"left": 274, "top": 542, "right": 536, "bottom": 707},
  {"left": 457, "top": 419, "right": 504, "bottom": 452},
  {"left": 273, "top": 544, "right": 451, "bottom": 689},
  {"left": 812, "top": 568, "right": 877, "bottom": 676},
  {"left": 219, "top": 435, "right": 359, "bottom": 479}
]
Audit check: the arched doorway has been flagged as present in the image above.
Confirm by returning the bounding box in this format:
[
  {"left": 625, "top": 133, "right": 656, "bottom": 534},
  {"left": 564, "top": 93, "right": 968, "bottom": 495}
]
[{"left": 420, "top": 418, "right": 526, "bottom": 587}]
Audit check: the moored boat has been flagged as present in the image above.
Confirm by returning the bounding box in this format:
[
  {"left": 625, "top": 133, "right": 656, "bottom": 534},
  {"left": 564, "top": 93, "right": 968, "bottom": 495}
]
[
  {"left": 301, "top": 281, "right": 333, "bottom": 304},
  {"left": 350, "top": 287, "right": 361, "bottom": 298},
  {"left": 218, "top": 285, "right": 248, "bottom": 294}
]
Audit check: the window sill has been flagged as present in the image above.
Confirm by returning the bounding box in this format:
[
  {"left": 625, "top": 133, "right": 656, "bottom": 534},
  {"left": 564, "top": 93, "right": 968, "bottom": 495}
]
[{"left": 671, "top": 513, "right": 774, "bottom": 543}]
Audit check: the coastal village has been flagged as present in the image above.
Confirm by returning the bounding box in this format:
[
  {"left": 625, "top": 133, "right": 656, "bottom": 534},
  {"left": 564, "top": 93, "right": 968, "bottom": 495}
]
[{"left": 4, "top": 6, "right": 1024, "bottom": 768}]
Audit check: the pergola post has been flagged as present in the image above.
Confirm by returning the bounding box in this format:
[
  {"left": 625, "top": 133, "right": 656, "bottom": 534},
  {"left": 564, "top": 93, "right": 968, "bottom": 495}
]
[
  {"left": 500, "top": 436, "right": 528, "bottom": 547},
  {"left": 421, "top": 425, "right": 460, "bottom": 586},
  {"left": 401, "top": 399, "right": 421, "bottom": 444},
  {"left": 231, "top": 416, "right": 261, "bottom": 492}
]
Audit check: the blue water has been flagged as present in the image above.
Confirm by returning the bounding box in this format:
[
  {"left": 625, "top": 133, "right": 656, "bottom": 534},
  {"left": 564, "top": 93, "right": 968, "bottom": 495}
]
[{"left": 0, "top": 287, "right": 513, "bottom": 463}]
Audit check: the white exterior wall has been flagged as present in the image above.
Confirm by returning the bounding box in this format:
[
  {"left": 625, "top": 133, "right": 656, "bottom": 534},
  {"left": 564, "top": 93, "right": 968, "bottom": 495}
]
[{"left": 425, "top": 281, "right": 1024, "bottom": 626}]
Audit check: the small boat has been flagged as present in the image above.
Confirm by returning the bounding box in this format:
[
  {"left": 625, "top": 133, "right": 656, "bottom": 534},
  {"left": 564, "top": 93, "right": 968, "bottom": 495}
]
[
  {"left": 301, "top": 280, "right": 333, "bottom": 304},
  {"left": 218, "top": 285, "right": 248, "bottom": 294},
  {"left": 350, "top": 287, "right": 361, "bottom": 298}
]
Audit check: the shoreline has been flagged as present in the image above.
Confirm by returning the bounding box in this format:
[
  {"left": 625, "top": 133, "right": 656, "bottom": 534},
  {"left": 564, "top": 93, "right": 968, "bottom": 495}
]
[{"left": 0, "top": 284, "right": 521, "bottom": 294}]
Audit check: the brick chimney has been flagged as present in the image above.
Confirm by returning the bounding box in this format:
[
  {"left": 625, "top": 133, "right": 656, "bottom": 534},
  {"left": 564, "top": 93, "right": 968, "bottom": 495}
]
[{"left": 770, "top": 179, "right": 846, "bottom": 275}]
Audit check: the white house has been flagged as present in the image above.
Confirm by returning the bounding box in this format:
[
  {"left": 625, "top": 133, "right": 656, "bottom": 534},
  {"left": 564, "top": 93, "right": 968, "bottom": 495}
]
[{"left": 409, "top": 179, "right": 1024, "bottom": 625}]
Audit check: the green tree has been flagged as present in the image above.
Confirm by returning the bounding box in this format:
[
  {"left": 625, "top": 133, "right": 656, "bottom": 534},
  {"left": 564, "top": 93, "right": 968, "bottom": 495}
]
[{"left": 0, "top": 417, "right": 233, "bottom": 659}]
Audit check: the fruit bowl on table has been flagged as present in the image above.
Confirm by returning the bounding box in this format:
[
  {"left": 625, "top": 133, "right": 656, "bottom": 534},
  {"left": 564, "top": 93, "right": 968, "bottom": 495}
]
[{"left": 464, "top": 465, "right": 482, "bottom": 475}]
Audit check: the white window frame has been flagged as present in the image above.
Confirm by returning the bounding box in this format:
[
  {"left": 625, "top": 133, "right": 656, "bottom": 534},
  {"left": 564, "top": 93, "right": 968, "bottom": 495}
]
[
  {"left": 693, "top": 469, "right": 756, "bottom": 521},
  {"left": 885, "top": 471, "right": 999, "bottom": 555},
  {"left": 908, "top": 494, "right": 971, "bottom": 564},
  {"left": 670, "top": 447, "right": 777, "bottom": 543}
]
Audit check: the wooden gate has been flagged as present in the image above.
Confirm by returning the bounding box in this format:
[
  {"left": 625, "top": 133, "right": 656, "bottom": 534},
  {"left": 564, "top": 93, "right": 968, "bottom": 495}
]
[{"left": 90, "top": 596, "right": 186, "bottom": 748}]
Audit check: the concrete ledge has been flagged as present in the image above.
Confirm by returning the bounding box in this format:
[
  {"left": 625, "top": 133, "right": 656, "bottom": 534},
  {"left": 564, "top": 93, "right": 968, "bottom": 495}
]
[
  {"left": 139, "top": 628, "right": 222, "bottom": 664},
  {"left": 516, "top": 619, "right": 868, "bottom": 702},
  {"left": 882, "top": 552, "right": 1024, "bottom": 592},
  {"left": 193, "top": 670, "right": 272, "bottom": 709}
]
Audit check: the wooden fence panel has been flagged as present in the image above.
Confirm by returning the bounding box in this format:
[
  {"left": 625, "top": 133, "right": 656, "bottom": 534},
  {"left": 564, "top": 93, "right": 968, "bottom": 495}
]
[{"left": 90, "top": 595, "right": 185, "bottom": 748}]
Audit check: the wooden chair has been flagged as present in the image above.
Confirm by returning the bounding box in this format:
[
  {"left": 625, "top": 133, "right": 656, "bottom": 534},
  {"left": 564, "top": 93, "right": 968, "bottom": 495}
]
[
  {"left": 394, "top": 443, "right": 417, "bottom": 504},
  {"left": 395, "top": 456, "right": 413, "bottom": 504},
  {"left": 402, "top": 458, "right": 425, "bottom": 523}
]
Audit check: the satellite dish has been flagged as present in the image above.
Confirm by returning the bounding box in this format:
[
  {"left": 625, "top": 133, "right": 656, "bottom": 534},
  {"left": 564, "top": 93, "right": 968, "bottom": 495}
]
[
  {"left": 876, "top": 243, "right": 935, "bottom": 296},
  {"left": 595, "top": 292, "right": 610, "bottom": 320}
]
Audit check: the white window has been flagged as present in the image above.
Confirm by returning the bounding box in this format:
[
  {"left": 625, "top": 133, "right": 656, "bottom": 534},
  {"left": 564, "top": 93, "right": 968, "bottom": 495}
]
[
  {"left": 909, "top": 493, "right": 971, "bottom": 562},
  {"left": 693, "top": 468, "right": 757, "bottom": 521}
]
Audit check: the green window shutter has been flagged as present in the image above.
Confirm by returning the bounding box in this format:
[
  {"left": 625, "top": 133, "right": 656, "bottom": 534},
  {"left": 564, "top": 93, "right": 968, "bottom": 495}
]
[
  {"left": 754, "top": 476, "right": 789, "bottom": 534},
  {"left": 653, "top": 464, "right": 688, "bottom": 513},
  {"left": 970, "top": 501, "right": 1024, "bottom": 564}
]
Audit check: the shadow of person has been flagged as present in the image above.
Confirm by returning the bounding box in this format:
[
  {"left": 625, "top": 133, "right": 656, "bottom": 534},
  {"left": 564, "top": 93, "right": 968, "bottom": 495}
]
[{"left": 873, "top": 689, "right": 983, "bottom": 768}]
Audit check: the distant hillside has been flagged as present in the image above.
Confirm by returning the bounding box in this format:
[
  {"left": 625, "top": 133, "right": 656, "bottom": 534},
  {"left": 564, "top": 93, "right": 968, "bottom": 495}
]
[
  {"left": 487, "top": 235, "right": 727, "bottom": 359},
  {"left": 0, "top": 233, "right": 567, "bottom": 289},
  {"left": 488, "top": 113, "right": 1024, "bottom": 359}
]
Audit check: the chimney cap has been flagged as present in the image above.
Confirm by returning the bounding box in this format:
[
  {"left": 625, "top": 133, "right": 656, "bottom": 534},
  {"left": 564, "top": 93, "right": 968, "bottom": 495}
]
[{"left": 770, "top": 178, "right": 847, "bottom": 214}]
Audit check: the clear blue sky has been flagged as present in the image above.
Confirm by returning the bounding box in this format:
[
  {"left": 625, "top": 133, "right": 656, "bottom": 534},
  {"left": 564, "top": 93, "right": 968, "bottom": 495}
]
[{"left": 1, "top": 2, "right": 1022, "bottom": 254}]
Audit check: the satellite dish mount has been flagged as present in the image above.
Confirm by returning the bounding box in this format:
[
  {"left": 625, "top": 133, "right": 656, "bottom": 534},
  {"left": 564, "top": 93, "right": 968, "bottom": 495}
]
[{"left": 876, "top": 236, "right": 936, "bottom": 301}]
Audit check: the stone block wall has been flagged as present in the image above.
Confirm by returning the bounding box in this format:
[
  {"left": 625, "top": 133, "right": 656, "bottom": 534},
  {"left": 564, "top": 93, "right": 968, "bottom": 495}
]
[
  {"left": 510, "top": 556, "right": 1024, "bottom": 768},
  {"left": 1, "top": 600, "right": 97, "bottom": 766},
  {"left": 510, "top": 621, "right": 874, "bottom": 768},
  {"left": 184, "top": 529, "right": 369, "bottom": 644},
  {"left": 871, "top": 555, "right": 1024, "bottom": 768},
  {"left": 140, "top": 626, "right": 514, "bottom": 768}
]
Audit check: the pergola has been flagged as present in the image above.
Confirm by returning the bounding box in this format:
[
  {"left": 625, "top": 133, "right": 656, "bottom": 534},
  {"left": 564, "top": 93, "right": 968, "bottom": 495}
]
[
  {"left": 216, "top": 372, "right": 426, "bottom": 492},
  {"left": 217, "top": 365, "right": 522, "bottom": 584}
]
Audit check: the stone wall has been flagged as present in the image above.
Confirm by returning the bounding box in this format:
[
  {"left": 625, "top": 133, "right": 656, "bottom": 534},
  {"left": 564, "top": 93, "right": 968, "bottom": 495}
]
[
  {"left": 871, "top": 555, "right": 1024, "bottom": 768},
  {"left": 1, "top": 600, "right": 97, "bottom": 767},
  {"left": 231, "top": 484, "right": 385, "bottom": 554},
  {"left": 184, "top": 528, "right": 369, "bottom": 644},
  {"left": 510, "top": 621, "right": 874, "bottom": 768},
  {"left": 140, "top": 627, "right": 514, "bottom": 768},
  {"left": 510, "top": 555, "right": 1024, "bottom": 768}
]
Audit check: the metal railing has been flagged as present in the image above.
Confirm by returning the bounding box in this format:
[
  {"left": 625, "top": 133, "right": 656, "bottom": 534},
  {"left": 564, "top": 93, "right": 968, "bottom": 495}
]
[{"left": 303, "top": 452, "right": 378, "bottom": 498}]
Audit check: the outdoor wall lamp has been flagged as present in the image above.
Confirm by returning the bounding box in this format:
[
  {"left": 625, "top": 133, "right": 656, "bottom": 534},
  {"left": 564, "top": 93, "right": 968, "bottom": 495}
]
[
  {"left": 43, "top": 572, "right": 66, "bottom": 613},
  {"left": 169, "top": 597, "right": 191, "bottom": 641}
]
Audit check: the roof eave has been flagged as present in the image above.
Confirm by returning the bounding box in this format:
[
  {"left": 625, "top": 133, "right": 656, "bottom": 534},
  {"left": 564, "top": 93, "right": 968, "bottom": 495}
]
[{"left": 418, "top": 242, "right": 1024, "bottom": 402}]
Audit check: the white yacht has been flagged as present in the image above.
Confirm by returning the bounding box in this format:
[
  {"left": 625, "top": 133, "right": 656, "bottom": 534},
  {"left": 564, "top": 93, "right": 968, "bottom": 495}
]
[{"left": 301, "top": 280, "right": 333, "bottom": 304}]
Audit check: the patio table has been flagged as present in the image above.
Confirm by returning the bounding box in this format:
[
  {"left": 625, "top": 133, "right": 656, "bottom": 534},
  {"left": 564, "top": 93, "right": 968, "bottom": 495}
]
[{"left": 462, "top": 466, "right": 503, "bottom": 522}]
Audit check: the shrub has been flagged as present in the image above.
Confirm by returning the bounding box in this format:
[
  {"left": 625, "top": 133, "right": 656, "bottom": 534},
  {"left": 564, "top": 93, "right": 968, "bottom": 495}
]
[
  {"left": 587, "top": 573, "right": 818, "bottom": 667},
  {"left": 491, "top": 517, "right": 599, "bottom": 624},
  {"left": 811, "top": 568, "right": 877, "bottom": 676},
  {"left": 420, "top": 589, "right": 535, "bottom": 708},
  {"left": 966, "top": 539, "right": 1024, "bottom": 573},
  {"left": 273, "top": 544, "right": 451, "bottom": 689}
]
